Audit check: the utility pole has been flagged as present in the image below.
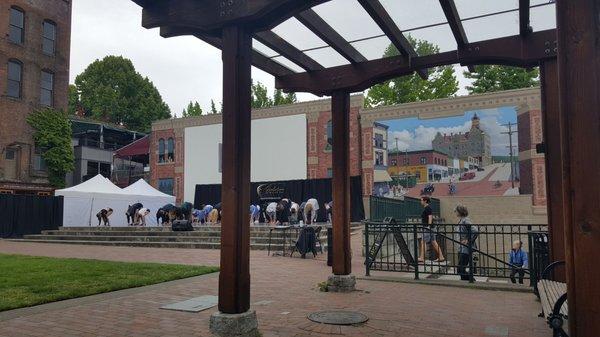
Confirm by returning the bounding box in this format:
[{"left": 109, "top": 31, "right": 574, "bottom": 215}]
[{"left": 501, "top": 122, "right": 518, "bottom": 189}]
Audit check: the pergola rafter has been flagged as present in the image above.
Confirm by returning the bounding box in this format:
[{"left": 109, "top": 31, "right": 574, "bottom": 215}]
[
  {"left": 295, "top": 9, "right": 368, "bottom": 64},
  {"left": 439, "top": 0, "right": 476, "bottom": 72},
  {"left": 519, "top": 0, "right": 532, "bottom": 37},
  {"left": 254, "top": 31, "right": 324, "bottom": 71}
]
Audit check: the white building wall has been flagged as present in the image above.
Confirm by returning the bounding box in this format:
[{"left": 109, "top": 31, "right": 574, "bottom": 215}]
[{"left": 183, "top": 114, "right": 307, "bottom": 202}]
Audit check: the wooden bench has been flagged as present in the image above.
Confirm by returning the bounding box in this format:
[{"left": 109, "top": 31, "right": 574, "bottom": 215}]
[{"left": 537, "top": 261, "right": 569, "bottom": 337}]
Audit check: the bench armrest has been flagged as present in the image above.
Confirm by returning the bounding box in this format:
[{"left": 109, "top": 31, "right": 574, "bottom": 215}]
[{"left": 542, "top": 261, "right": 565, "bottom": 280}]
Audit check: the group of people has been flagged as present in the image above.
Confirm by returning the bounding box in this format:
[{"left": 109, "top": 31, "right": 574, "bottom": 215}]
[
  {"left": 260, "top": 198, "right": 331, "bottom": 226},
  {"left": 418, "top": 196, "right": 528, "bottom": 283}
]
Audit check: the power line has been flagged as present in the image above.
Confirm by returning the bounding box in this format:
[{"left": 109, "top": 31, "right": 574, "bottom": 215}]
[{"left": 501, "top": 122, "right": 518, "bottom": 189}]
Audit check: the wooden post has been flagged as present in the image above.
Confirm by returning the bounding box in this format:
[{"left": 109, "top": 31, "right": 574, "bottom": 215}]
[
  {"left": 556, "top": 1, "right": 600, "bottom": 336},
  {"left": 218, "top": 25, "right": 252, "bottom": 314},
  {"left": 331, "top": 91, "right": 352, "bottom": 275},
  {"left": 540, "top": 59, "right": 566, "bottom": 282}
]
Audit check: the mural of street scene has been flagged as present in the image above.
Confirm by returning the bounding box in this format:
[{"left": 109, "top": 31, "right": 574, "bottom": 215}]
[{"left": 372, "top": 107, "right": 520, "bottom": 199}]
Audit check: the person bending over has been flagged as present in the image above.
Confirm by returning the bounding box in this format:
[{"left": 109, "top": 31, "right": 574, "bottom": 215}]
[
  {"left": 418, "top": 196, "right": 445, "bottom": 263},
  {"left": 509, "top": 240, "right": 528, "bottom": 284},
  {"left": 207, "top": 209, "right": 220, "bottom": 224},
  {"left": 156, "top": 203, "right": 176, "bottom": 225},
  {"left": 265, "top": 202, "right": 278, "bottom": 225},
  {"left": 126, "top": 203, "right": 143, "bottom": 226},
  {"left": 304, "top": 198, "right": 319, "bottom": 224},
  {"left": 96, "top": 208, "right": 113, "bottom": 226},
  {"left": 250, "top": 205, "right": 261, "bottom": 224},
  {"left": 135, "top": 208, "right": 151, "bottom": 226}
]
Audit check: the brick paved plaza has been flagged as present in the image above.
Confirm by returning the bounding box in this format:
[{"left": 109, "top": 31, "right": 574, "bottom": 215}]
[{"left": 0, "top": 235, "right": 549, "bottom": 337}]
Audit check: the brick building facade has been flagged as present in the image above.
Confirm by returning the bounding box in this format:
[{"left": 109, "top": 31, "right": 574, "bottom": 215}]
[{"left": 0, "top": 0, "right": 71, "bottom": 194}]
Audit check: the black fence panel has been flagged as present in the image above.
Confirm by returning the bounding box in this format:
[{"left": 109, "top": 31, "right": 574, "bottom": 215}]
[{"left": 0, "top": 194, "right": 63, "bottom": 238}]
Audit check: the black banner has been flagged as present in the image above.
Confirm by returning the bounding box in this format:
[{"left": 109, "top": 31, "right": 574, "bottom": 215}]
[
  {"left": 0, "top": 194, "right": 63, "bottom": 238},
  {"left": 194, "top": 176, "right": 364, "bottom": 222}
]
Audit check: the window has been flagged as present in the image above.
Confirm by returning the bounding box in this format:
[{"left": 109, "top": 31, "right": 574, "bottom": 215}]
[
  {"left": 40, "top": 70, "right": 54, "bottom": 106},
  {"left": 7, "top": 60, "right": 22, "bottom": 98},
  {"left": 87, "top": 161, "right": 99, "bottom": 176},
  {"left": 158, "top": 178, "right": 174, "bottom": 195},
  {"left": 86, "top": 161, "right": 111, "bottom": 178},
  {"left": 5, "top": 149, "right": 15, "bottom": 160},
  {"left": 375, "top": 151, "right": 384, "bottom": 166},
  {"left": 326, "top": 120, "right": 332, "bottom": 150},
  {"left": 99, "top": 163, "right": 111, "bottom": 178},
  {"left": 158, "top": 138, "right": 165, "bottom": 163},
  {"left": 9, "top": 7, "right": 24, "bottom": 44},
  {"left": 167, "top": 138, "right": 175, "bottom": 162},
  {"left": 420, "top": 157, "right": 427, "bottom": 164},
  {"left": 374, "top": 134, "right": 384, "bottom": 148},
  {"left": 33, "top": 148, "right": 47, "bottom": 171},
  {"left": 42, "top": 20, "right": 57, "bottom": 55}
]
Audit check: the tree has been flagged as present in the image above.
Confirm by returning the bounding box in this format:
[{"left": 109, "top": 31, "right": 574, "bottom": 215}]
[
  {"left": 251, "top": 81, "right": 272, "bottom": 109},
  {"left": 365, "top": 36, "right": 458, "bottom": 107},
  {"left": 210, "top": 99, "right": 221, "bottom": 114},
  {"left": 182, "top": 101, "right": 203, "bottom": 117},
  {"left": 26, "top": 108, "right": 74, "bottom": 188},
  {"left": 273, "top": 89, "right": 297, "bottom": 106},
  {"left": 463, "top": 65, "right": 539, "bottom": 94},
  {"left": 74, "top": 56, "right": 171, "bottom": 132}
]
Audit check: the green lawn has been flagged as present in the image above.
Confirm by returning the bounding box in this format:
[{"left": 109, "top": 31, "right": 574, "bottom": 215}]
[{"left": 0, "top": 254, "right": 219, "bottom": 311}]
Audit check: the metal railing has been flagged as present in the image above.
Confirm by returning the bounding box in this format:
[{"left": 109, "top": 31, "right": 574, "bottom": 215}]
[
  {"left": 369, "top": 196, "right": 440, "bottom": 222},
  {"left": 364, "top": 221, "right": 548, "bottom": 286}
]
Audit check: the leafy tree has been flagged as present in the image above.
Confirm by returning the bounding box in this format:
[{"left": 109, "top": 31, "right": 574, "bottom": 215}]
[
  {"left": 365, "top": 36, "right": 458, "bottom": 107},
  {"left": 210, "top": 100, "right": 220, "bottom": 114},
  {"left": 67, "top": 84, "right": 80, "bottom": 115},
  {"left": 26, "top": 108, "right": 74, "bottom": 188},
  {"left": 463, "top": 65, "right": 539, "bottom": 94},
  {"left": 251, "top": 81, "right": 272, "bottom": 109},
  {"left": 182, "top": 101, "right": 203, "bottom": 117},
  {"left": 74, "top": 56, "right": 171, "bottom": 132},
  {"left": 273, "top": 89, "right": 297, "bottom": 106}
]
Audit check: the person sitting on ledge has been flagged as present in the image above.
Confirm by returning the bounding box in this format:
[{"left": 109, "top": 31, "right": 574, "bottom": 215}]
[{"left": 509, "top": 240, "right": 528, "bottom": 284}]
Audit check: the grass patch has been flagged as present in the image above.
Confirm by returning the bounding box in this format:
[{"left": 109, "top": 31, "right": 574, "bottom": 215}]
[{"left": 0, "top": 254, "right": 219, "bottom": 311}]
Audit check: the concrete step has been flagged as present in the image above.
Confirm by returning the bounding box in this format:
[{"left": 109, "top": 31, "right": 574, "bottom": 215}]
[
  {"left": 22, "top": 234, "right": 293, "bottom": 245},
  {"left": 5, "top": 238, "right": 288, "bottom": 250}
]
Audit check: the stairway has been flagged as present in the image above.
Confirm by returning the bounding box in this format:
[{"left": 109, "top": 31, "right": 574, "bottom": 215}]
[{"left": 5, "top": 224, "right": 355, "bottom": 250}]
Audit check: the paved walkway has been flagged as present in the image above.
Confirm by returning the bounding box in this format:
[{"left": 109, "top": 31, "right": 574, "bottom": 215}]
[{"left": 0, "top": 236, "right": 549, "bottom": 337}]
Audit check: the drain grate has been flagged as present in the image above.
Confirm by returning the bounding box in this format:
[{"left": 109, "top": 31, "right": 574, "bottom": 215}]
[{"left": 307, "top": 310, "right": 368, "bottom": 325}]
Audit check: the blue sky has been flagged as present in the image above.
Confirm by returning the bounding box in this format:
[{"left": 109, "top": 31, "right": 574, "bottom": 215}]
[{"left": 382, "top": 106, "right": 518, "bottom": 156}]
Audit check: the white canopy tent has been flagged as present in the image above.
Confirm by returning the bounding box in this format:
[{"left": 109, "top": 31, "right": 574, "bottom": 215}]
[{"left": 56, "top": 175, "right": 175, "bottom": 227}]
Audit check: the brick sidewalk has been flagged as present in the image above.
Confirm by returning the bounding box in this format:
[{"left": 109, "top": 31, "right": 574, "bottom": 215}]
[{"left": 0, "top": 237, "right": 549, "bottom": 337}]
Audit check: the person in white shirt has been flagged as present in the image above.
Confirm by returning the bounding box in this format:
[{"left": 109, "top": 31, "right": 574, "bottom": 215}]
[
  {"left": 135, "top": 208, "right": 151, "bottom": 226},
  {"left": 266, "top": 202, "right": 278, "bottom": 225},
  {"left": 304, "top": 198, "right": 319, "bottom": 224}
]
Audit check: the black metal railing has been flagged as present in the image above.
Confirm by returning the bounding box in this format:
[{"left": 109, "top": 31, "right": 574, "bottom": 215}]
[{"left": 364, "top": 221, "right": 548, "bottom": 286}]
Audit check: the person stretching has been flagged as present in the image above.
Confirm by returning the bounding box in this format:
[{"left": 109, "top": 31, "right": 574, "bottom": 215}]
[
  {"left": 304, "top": 198, "right": 319, "bottom": 224},
  {"left": 96, "top": 208, "right": 113, "bottom": 226},
  {"left": 135, "top": 208, "right": 151, "bottom": 226}
]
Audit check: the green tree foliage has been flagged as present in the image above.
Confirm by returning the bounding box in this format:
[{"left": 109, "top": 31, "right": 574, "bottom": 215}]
[
  {"left": 67, "top": 84, "right": 79, "bottom": 115},
  {"left": 26, "top": 108, "right": 74, "bottom": 188},
  {"left": 273, "top": 89, "right": 297, "bottom": 106},
  {"left": 365, "top": 36, "right": 458, "bottom": 107},
  {"left": 210, "top": 99, "right": 221, "bottom": 114},
  {"left": 181, "top": 101, "right": 203, "bottom": 117},
  {"left": 74, "top": 56, "right": 171, "bottom": 132},
  {"left": 463, "top": 65, "right": 539, "bottom": 94},
  {"left": 251, "top": 81, "right": 273, "bottom": 109}
]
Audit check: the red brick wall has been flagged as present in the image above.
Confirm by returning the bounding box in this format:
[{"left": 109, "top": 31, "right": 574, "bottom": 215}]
[
  {"left": 518, "top": 108, "right": 547, "bottom": 206},
  {"left": 389, "top": 151, "right": 448, "bottom": 166},
  {"left": 0, "top": 0, "right": 71, "bottom": 192},
  {"left": 150, "top": 129, "right": 185, "bottom": 204}
]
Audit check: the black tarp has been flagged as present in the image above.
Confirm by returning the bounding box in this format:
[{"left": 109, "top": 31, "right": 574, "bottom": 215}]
[
  {"left": 194, "top": 176, "right": 364, "bottom": 222},
  {"left": 0, "top": 194, "right": 63, "bottom": 238}
]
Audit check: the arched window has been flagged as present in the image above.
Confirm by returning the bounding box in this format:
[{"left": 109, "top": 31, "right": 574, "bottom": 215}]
[
  {"left": 9, "top": 7, "right": 25, "bottom": 44},
  {"left": 326, "top": 120, "right": 332, "bottom": 150},
  {"left": 40, "top": 70, "right": 54, "bottom": 106},
  {"left": 158, "top": 138, "right": 165, "bottom": 163},
  {"left": 42, "top": 20, "right": 57, "bottom": 55},
  {"left": 7, "top": 59, "right": 23, "bottom": 98},
  {"left": 167, "top": 138, "right": 175, "bottom": 162}
]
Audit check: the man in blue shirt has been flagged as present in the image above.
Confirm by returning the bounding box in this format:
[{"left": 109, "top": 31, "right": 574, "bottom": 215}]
[{"left": 509, "top": 240, "right": 528, "bottom": 284}]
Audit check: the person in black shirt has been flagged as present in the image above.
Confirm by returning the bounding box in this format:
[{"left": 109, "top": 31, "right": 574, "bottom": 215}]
[
  {"left": 418, "top": 196, "right": 445, "bottom": 263},
  {"left": 126, "top": 203, "right": 143, "bottom": 226}
]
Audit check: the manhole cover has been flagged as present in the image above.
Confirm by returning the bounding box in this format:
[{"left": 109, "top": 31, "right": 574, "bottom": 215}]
[{"left": 307, "top": 310, "right": 369, "bottom": 325}]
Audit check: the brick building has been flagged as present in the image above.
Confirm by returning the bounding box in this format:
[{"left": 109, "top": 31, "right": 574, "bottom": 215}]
[
  {"left": 0, "top": 0, "right": 71, "bottom": 194},
  {"left": 432, "top": 114, "right": 492, "bottom": 166},
  {"left": 387, "top": 150, "right": 450, "bottom": 183}
]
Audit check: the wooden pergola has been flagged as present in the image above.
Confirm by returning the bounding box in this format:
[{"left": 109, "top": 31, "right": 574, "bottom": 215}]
[{"left": 131, "top": 1, "right": 599, "bottom": 336}]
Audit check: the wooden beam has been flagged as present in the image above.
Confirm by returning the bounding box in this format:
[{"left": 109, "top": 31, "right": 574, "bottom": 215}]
[
  {"left": 137, "top": 0, "right": 330, "bottom": 35},
  {"left": 519, "top": 0, "right": 532, "bottom": 37},
  {"left": 357, "top": 0, "right": 428, "bottom": 79},
  {"left": 331, "top": 91, "right": 352, "bottom": 276},
  {"left": 159, "top": 26, "right": 295, "bottom": 77},
  {"left": 296, "top": 9, "right": 367, "bottom": 64},
  {"left": 540, "top": 59, "right": 566, "bottom": 282},
  {"left": 438, "top": 0, "right": 475, "bottom": 72},
  {"left": 218, "top": 25, "right": 252, "bottom": 314},
  {"left": 254, "top": 31, "right": 324, "bottom": 71},
  {"left": 275, "top": 29, "right": 557, "bottom": 95},
  {"left": 556, "top": 1, "right": 600, "bottom": 336}
]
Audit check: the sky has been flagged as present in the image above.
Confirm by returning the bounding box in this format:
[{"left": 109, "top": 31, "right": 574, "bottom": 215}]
[
  {"left": 69, "top": 0, "right": 555, "bottom": 117},
  {"left": 384, "top": 107, "right": 518, "bottom": 156}
]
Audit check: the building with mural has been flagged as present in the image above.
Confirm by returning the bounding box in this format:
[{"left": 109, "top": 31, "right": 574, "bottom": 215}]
[
  {"left": 387, "top": 150, "right": 449, "bottom": 183},
  {"left": 432, "top": 114, "right": 492, "bottom": 166}
]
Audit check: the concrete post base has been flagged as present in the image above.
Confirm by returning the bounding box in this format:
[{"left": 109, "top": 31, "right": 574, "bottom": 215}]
[
  {"left": 327, "top": 274, "right": 356, "bottom": 292},
  {"left": 209, "top": 310, "right": 260, "bottom": 337}
]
